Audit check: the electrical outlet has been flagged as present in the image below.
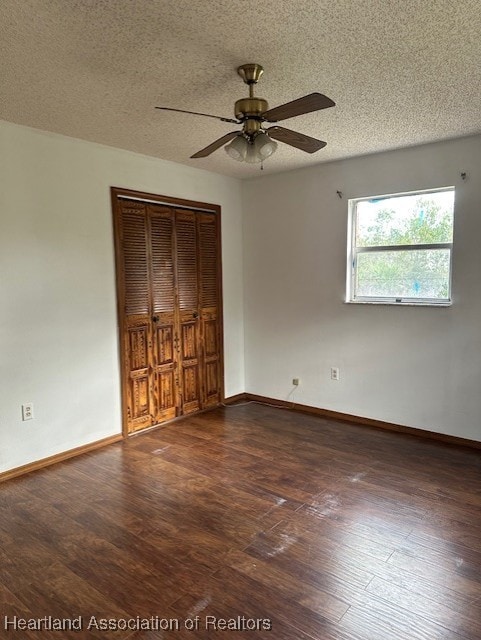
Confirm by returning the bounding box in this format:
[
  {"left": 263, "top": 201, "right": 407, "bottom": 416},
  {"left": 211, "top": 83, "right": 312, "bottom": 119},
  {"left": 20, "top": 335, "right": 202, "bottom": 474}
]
[
  {"left": 330, "top": 367, "right": 340, "bottom": 381},
  {"left": 22, "top": 403, "right": 34, "bottom": 421},
  {"left": 292, "top": 378, "right": 300, "bottom": 386}
]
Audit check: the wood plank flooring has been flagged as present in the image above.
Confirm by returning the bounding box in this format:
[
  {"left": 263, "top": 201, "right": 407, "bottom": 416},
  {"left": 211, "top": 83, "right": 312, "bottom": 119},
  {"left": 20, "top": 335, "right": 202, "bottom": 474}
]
[{"left": 1, "top": 403, "right": 481, "bottom": 639}]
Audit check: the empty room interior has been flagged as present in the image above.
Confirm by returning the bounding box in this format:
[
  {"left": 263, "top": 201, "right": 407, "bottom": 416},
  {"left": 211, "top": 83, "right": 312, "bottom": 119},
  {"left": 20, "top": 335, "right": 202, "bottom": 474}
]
[{"left": 1, "top": 1, "right": 481, "bottom": 639}]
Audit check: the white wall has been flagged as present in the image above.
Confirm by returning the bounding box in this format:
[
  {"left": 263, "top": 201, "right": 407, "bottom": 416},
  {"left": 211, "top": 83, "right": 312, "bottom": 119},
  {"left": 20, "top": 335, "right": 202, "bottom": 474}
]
[
  {"left": 243, "top": 135, "right": 481, "bottom": 442},
  {"left": 0, "top": 120, "right": 245, "bottom": 473},
  {"left": 2, "top": 122, "right": 479, "bottom": 476}
]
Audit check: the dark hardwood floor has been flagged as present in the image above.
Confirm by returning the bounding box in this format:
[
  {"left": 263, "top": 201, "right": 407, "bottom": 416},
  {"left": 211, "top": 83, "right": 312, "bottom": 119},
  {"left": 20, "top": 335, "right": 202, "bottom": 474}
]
[{"left": 1, "top": 403, "right": 481, "bottom": 639}]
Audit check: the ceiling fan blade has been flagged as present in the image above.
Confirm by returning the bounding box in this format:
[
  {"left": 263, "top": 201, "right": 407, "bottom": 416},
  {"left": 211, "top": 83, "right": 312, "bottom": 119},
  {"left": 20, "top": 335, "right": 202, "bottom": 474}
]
[
  {"left": 262, "top": 93, "right": 335, "bottom": 123},
  {"left": 267, "top": 126, "right": 327, "bottom": 153},
  {"left": 155, "top": 106, "right": 239, "bottom": 124},
  {"left": 190, "top": 131, "right": 240, "bottom": 158}
]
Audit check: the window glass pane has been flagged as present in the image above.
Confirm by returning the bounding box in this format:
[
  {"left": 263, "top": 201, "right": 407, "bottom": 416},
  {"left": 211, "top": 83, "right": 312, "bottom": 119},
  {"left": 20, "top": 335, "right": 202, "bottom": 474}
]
[
  {"left": 356, "top": 190, "right": 454, "bottom": 247},
  {"left": 356, "top": 249, "right": 451, "bottom": 299}
]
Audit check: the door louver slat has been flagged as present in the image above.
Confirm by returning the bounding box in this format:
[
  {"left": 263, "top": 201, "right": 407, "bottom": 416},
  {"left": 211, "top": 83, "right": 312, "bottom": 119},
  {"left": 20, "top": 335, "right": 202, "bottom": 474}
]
[
  {"left": 199, "top": 217, "right": 218, "bottom": 308},
  {"left": 176, "top": 214, "right": 198, "bottom": 311},
  {"left": 122, "top": 210, "right": 149, "bottom": 316},
  {"left": 151, "top": 213, "right": 175, "bottom": 313}
]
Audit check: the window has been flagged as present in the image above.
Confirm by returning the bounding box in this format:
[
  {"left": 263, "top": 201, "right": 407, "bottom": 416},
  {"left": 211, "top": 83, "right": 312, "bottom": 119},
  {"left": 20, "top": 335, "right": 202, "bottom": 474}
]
[{"left": 347, "top": 187, "right": 455, "bottom": 305}]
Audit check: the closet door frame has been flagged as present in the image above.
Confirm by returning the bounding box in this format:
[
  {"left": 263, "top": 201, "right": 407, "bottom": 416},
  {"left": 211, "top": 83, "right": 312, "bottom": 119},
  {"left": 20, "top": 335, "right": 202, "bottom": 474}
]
[{"left": 111, "top": 187, "right": 224, "bottom": 437}]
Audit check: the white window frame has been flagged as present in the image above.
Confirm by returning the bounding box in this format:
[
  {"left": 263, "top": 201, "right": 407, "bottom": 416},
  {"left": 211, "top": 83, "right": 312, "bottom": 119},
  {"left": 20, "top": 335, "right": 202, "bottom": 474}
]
[{"left": 346, "top": 187, "right": 454, "bottom": 306}]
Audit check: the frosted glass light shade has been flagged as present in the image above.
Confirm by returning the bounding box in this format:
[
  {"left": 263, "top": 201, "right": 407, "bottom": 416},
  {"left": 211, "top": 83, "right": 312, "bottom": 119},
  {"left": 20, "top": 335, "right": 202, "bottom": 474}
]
[
  {"left": 245, "top": 143, "right": 262, "bottom": 163},
  {"left": 225, "top": 135, "right": 248, "bottom": 161},
  {"left": 254, "top": 132, "right": 277, "bottom": 159}
]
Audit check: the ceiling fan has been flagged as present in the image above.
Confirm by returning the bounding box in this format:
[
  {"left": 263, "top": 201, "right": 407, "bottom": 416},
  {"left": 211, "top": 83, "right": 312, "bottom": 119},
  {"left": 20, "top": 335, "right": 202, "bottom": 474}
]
[{"left": 155, "top": 63, "right": 335, "bottom": 164}]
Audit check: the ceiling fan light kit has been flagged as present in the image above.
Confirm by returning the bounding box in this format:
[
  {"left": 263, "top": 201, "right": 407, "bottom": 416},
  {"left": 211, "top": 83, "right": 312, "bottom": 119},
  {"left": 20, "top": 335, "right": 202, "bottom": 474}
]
[
  {"left": 156, "top": 63, "right": 335, "bottom": 166},
  {"left": 225, "top": 132, "right": 278, "bottom": 164}
]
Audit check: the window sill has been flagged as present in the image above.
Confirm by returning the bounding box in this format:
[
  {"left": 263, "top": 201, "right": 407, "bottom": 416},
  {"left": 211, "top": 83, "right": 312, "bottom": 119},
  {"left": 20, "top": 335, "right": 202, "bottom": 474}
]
[{"left": 346, "top": 300, "right": 452, "bottom": 307}]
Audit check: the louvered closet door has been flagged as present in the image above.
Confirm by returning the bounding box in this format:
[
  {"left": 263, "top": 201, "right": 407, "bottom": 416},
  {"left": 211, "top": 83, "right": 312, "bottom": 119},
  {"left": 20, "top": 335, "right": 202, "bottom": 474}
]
[
  {"left": 114, "top": 189, "right": 223, "bottom": 434},
  {"left": 119, "top": 201, "right": 155, "bottom": 431},
  {"left": 149, "top": 205, "right": 177, "bottom": 423},
  {"left": 175, "top": 210, "right": 201, "bottom": 415},
  {"left": 198, "top": 213, "right": 222, "bottom": 407}
]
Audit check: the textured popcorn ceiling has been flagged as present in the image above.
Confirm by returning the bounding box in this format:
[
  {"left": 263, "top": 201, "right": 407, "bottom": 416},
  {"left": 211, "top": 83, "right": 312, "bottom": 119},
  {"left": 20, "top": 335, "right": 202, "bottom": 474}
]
[{"left": 2, "top": 0, "right": 481, "bottom": 178}]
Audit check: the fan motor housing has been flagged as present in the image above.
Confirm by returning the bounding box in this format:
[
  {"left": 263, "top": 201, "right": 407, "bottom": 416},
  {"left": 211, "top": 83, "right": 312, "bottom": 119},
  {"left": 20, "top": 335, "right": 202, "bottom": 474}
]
[{"left": 235, "top": 97, "right": 268, "bottom": 121}]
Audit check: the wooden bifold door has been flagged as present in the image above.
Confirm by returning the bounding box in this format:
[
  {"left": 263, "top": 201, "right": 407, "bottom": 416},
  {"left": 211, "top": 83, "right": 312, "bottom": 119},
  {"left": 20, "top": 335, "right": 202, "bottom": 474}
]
[{"left": 112, "top": 188, "right": 223, "bottom": 434}]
